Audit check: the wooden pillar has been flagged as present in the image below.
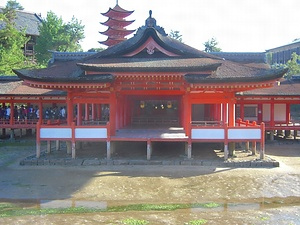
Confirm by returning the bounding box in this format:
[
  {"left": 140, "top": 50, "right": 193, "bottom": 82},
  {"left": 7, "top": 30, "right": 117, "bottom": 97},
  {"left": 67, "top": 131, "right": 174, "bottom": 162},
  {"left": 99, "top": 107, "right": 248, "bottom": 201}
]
[
  {"left": 92, "top": 104, "right": 96, "bottom": 120},
  {"left": 77, "top": 103, "right": 82, "bottom": 125},
  {"left": 56, "top": 140, "right": 60, "bottom": 151},
  {"left": 85, "top": 104, "right": 89, "bottom": 121},
  {"left": 10, "top": 129, "right": 15, "bottom": 140},
  {"left": 224, "top": 123, "right": 229, "bottom": 160},
  {"left": 228, "top": 142, "right": 235, "bottom": 157},
  {"left": 36, "top": 142, "right": 41, "bottom": 158},
  {"left": 286, "top": 103, "right": 290, "bottom": 124},
  {"left": 106, "top": 140, "right": 115, "bottom": 159},
  {"left": 47, "top": 141, "right": 51, "bottom": 153},
  {"left": 36, "top": 121, "right": 41, "bottom": 158},
  {"left": 245, "top": 141, "right": 250, "bottom": 151},
  {"left": 270, "top": 101, "right": 275, "bottom": 128},
  {"left": 67, "top": 92, "right": 74, "bottom": 126},
  {"left": 185, "top": 140, "right": 192, "bottom": 159},
  {"left": 251, "top": 141, "right": 256, "bottom": 155},
  {"left": 228, "top": 101, "right": 235, "bottom": 127},
  {"left": 38, "top": 100, "right": 43, "bottom": 122},
  {"left": 66, "top": 141, "right": 72, "bottom": 155},
  {"left": 183, "top": 93, "right": 191, "bottom": 137},
  {"left": 147, "top": 139, "right": 152, "bottom": 160},
  {"left": 222, "top": 103, "right": 228, "bottom": 124},
  {"left": 270, "top": 130, "right": 275, "bottom": 141},
  {"left": 110, "top": 92, "right": 117, "bottom": 136},
  {"left": 260, "top": 123, "right": 265, "bottom": 160},
  {"left": 97, "top": 104, "right": 101, "bottom": 121}
]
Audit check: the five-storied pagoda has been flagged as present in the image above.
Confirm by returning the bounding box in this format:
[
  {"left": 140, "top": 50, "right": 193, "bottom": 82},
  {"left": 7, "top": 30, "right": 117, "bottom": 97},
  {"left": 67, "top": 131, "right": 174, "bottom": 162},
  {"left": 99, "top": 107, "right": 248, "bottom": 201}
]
[{"left": 99, "top": 0, "right": 135, "bottom": 47}]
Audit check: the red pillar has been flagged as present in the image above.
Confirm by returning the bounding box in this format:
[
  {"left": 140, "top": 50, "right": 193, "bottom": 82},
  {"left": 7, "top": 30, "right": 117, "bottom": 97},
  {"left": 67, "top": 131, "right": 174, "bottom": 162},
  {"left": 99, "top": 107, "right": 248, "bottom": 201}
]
[
  {"left": 38, "top": 100, "right": 43, "bottom": 124},
  {"left": 286, "top": 103, "right": 290, "bottom": 123},
  {"left": 96, "top": 104, "right": 101, "bottom": 120},
  {"left": 222, "top": 103, "right": 228, "bottom": 125},
  {"left": 77, "top": 103, "right": 82, "bottom": 125},
  {"left": 85, "top": 104, "right": 89, "bottom": 121},
  {"left": 10, "top": 102, "right": 14, "bottom": 125},
  {"left": 228, "top": 101, "right": 235, "bottom": 127},
  {"left": 109, "top": 92, "right": 117, "bottom": 135},
  {"left": 183, "top": 93, "right": 191, "bottom": 137},
  {"left": 91, "top": 104, "right": 96, "bottom": 120},
  {"left": 67, "top": 92, "right": 74, "bottom": 126},
  {"left": 270, "top": 101, "right": 275, "bottom": 127}
]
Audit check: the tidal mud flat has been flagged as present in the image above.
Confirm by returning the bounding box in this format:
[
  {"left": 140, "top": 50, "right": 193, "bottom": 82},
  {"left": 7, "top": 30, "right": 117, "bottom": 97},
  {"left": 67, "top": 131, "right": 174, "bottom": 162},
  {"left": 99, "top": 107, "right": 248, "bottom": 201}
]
[{"left": 0, "top": 141, "right": 299, "bottom": 224}]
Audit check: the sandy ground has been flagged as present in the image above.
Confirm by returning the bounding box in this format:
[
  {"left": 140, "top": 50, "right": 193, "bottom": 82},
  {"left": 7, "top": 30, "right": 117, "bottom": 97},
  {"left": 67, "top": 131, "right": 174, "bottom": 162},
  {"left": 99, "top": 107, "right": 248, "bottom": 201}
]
[{"left": 0, "top": 140, "right": 299, "bottom": 224}]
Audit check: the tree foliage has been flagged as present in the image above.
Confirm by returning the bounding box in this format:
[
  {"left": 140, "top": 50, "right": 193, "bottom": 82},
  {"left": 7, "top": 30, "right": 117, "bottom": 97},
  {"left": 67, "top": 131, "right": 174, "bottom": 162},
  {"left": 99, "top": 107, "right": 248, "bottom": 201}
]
[
  {"left": 285, "top": 52, "right": 300, "bottom": 79},
  {"left": 0, "top": 1, "right": 32, "bottom": 75},
  {"left": 35, "top": 11, "right": 85, "bottom": 65},
  {"left": 169, "top": 30, "right": 183, "bottom": 42},
  {"left": 203, "top": 37, "right": 221, "bottom": 52}
]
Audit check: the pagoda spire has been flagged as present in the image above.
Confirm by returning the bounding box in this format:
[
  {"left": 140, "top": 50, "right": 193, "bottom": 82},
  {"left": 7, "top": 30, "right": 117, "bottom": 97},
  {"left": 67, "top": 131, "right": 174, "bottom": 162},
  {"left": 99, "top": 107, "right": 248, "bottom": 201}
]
[{"left": 99, "top": 3, "right": 135, "bottom": 47}]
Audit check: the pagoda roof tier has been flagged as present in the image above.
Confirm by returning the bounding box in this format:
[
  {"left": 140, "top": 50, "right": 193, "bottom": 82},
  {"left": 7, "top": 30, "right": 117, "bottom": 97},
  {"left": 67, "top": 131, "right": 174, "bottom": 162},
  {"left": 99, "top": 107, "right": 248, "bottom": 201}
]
[
  {"left": 99, "top": 37, "right": 126, "bottom": 46},
  {"left": 101, "top": 4, "right": 134, "bottom": 19},
  {"left": 101, "top": 17, "right": 135, "bottom": 28},
  {"left": 100, "top": 27, "right": 135, "bottom": 36}
]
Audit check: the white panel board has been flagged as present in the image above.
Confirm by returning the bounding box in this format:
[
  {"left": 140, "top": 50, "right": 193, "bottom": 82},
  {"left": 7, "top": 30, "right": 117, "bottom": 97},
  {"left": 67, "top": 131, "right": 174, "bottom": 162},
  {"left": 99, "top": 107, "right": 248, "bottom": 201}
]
[
  {"left": 75, "top": 128, "right": 107, "bottom": 139},
  {"left": 228, "top": 128, "right": 261, "bottom": 140},
  {"left": 40, "top": 128, "right": 72, "bottom": 139},
  {"left": 191, "top": 129, "right": 224, "bottom": 139}
]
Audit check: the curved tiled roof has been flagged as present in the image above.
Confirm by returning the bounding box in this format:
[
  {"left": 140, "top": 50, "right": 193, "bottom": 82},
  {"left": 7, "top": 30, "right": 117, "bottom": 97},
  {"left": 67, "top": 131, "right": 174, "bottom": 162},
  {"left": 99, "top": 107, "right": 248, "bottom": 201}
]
[
  {"left": 0, "top": 76, "right": 65, "bottom": 96},
  {"left": 239, "top": 78, "right": 300, "bottom": 96},
  {"left": 14, "top": 15, "right": 287, "bottom": 85}
]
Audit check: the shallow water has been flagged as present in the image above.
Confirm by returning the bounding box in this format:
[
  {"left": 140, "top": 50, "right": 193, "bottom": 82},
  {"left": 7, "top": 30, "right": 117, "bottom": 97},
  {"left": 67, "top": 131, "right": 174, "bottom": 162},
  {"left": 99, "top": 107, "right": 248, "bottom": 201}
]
[
  {"left": 0, "top": 197, "right": 300, "bottom": 224},
  {"left": 0, "top": 141, "right": 299, "bottom": 224}
]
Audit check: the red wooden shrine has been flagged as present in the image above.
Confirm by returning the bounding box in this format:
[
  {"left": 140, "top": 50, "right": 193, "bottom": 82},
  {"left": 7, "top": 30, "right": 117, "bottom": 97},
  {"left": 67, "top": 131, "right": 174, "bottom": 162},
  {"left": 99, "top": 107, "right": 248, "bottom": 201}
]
[{"left": 5, "top": 10, "right": 297, "bottom": 161}]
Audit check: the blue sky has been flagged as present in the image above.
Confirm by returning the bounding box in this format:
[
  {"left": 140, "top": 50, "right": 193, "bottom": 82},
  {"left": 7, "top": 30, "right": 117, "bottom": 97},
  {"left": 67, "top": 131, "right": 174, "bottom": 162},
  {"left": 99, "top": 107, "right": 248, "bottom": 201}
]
[{"left": 1, "top": 0, "right": 299, "bottom": 52}]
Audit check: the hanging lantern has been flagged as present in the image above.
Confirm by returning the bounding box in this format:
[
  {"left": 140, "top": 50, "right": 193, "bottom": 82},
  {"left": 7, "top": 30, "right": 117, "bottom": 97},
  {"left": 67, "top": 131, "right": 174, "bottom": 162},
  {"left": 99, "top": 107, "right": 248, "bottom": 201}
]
[
  {"left": 167, "top": 101, "right": 172, "bottom": 109},
  {"left": 140, "top": 101, "right": 145, "bottom": 109}
]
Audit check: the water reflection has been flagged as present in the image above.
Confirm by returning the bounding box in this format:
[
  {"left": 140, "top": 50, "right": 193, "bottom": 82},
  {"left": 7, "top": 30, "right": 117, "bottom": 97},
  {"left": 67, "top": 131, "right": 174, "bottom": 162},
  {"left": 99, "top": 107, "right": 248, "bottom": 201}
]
[
  {"left": 0, "top": 197, "right": 299, "bottom": 212},
  {"left": 39, "top": 200, "right": 107, "bottom": 210}
]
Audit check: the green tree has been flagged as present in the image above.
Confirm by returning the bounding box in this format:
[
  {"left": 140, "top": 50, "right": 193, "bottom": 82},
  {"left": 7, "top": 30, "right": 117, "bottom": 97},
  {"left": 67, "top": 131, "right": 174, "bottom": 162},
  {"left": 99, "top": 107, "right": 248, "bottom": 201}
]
[
  {"left": 35, "top": 11, "right": 85, "bottom": 65},
  {"left": 2, "top": 0, "right": 24, "bottom": 22},
  {"left": 0, "top": 1, "right": 32, "bottom": 75},
  {"left": 285, "top": 52, "right": 300, "bottom": 79},
  {"left": 203, "top": 37, "right": 221, "bottom": 52},
  {"left": 169, "top": 30, "right": 183, "bottom": 42}
]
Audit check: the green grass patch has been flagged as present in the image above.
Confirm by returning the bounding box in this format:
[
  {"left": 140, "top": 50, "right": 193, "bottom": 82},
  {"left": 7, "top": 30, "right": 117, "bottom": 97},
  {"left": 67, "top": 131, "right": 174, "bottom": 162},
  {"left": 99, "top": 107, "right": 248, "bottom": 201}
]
[
  {"left": 185, "top": 219, "right": 208, "bottom": 225},
  {"left": 0, "top": 202, "right": 222, "bottom": 218},
  {"left": 121, "top": 218, "right": 149, "bottom": 225}
]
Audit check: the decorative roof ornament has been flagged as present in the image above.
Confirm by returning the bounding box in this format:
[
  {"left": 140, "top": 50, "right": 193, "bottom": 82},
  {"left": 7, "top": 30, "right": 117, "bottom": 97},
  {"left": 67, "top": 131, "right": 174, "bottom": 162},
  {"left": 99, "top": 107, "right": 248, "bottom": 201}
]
[{"left": 137, "top": 10, "right": 167, "bottom": 36}]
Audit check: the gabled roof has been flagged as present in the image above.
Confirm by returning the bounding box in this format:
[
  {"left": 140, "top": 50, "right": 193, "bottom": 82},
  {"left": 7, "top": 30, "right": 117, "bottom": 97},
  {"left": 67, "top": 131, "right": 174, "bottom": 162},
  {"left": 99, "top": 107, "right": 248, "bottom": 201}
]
[
  {"left": 14, "top": 12, "right": 287, "bottom": 85},
  {"left": 0, "top": 8, "right": 42, "bottom": 36}
]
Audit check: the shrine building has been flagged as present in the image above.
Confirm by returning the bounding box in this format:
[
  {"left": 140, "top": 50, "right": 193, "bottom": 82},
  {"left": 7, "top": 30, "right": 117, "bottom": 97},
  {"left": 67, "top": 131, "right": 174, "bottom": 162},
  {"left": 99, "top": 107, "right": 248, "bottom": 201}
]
[{"left": 10, "top": 8, "right": 292, "bottom": 161}]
